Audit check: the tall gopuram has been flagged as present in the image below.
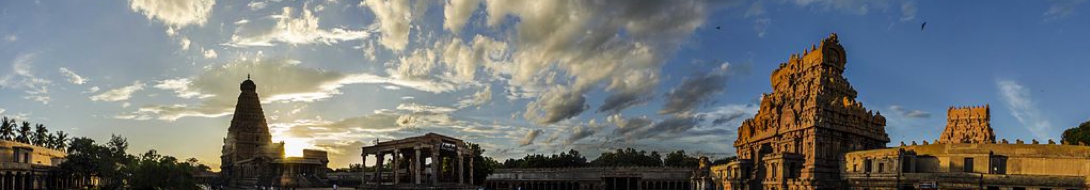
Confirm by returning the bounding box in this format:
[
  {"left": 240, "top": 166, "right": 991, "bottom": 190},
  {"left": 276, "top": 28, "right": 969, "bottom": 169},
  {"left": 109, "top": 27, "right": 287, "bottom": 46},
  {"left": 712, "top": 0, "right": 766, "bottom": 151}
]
[
  {"left": 721, "top": 34, "right": 889, "bottom": 190},
  {"left": 937, "top": 105, "right": 995, "bottom": 144},
  {"left": 221, "top": 76, "right": 285, "bottom": 186}
]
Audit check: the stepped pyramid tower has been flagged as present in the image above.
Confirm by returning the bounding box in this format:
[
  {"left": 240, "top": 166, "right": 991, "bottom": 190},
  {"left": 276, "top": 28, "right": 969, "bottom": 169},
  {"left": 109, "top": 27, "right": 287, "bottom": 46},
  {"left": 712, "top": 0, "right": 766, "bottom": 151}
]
[
  {"left": 938, "top": 105, "right": 995, "bottom": 144},
  {"left": 724, "top": 34, "right": 890, "bottom": 190},
  {"left": 220, "top": 76, "right": 285, "bottom": 185}
]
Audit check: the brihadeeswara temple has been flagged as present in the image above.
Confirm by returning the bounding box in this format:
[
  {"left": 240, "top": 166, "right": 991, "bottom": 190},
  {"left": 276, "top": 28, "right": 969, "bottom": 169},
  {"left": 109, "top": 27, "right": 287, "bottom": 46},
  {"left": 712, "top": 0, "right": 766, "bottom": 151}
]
[{"left": 711, "top": 34, "right": 1090, "bottom": 190}]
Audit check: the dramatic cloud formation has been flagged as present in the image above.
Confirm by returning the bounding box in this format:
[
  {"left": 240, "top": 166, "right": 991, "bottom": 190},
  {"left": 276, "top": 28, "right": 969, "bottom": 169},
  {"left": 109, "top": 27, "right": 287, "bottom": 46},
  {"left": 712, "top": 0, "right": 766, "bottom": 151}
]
[
  {"left": 889, "top": 105, "right": 931, "bottom": 118},
  {"left": 997, "top": 79, "right": 1054, "bottom": 139},
  {"left": 523, "top": 86, "right": 589, "bottom": 124},
  {"left": 443, "top": 0, "right": 480, "bottom": 34},
  {"left": 90, "top": 81, "right": 145, "bottom": 102},
  {"left": 58, "top": 68, "right": 88, "bottom": 85},
  {"left": 128, "top": 0, "right": 216, "bottom": 28}
]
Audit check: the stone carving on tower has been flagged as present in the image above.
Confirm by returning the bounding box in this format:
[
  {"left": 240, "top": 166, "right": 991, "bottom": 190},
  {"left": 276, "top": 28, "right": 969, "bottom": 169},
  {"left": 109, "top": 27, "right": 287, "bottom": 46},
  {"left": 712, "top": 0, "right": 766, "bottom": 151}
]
[
  {"left": 723, "top": 34, "right": 889, "bottom": 190},
  {"left": 938, "top": 105, "right": 995, "bottom": 144}
]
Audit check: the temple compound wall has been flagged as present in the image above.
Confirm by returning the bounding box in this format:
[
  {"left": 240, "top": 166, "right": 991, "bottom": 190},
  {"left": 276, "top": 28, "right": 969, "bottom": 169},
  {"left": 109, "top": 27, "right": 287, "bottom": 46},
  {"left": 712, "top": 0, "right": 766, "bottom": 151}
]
[
  {"left": 721, "top": 33, "right": 890, "bottom": 190},
  {"left": 0, "top": 140, "right": 82, "bottom": 190},
  {"left": 843, "top": 105, "right": 1090, "bottom": 190},
  {"left": 485, "top": 167, "right": 694, "bottom": 190},
  {"left": 360, "top": 133, "right": 476, "bottom": 190}
]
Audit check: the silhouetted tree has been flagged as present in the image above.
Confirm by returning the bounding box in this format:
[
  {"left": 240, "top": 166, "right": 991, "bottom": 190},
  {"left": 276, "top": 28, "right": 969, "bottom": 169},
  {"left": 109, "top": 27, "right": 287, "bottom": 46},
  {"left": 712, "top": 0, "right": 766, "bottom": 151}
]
[
  {"left": 663, "top": 150, "right": 699, "bottom": 167},
  {"left": 54, "top": 131, "right": 69, "bottom": 151},
  {"left": 33, "top": 123, "right": 48, "bottom": 146},
  {"left": 711, "top": 156, "right": 737, "bottom": 165},
  {"left": 1062, "top": 121, "right": 1090, "bottom": 145},
  {"left": 468, "top": 143, "right": 501, "bottom": 185},
  {"left": 0, "top": 117, "right": 14, "bottom": 140},
  {"left": 589, "top": 148, "right": 663, "bottom": 167},
  {"left": 16, "top": 121, "right": 31, "bottom": 143}
]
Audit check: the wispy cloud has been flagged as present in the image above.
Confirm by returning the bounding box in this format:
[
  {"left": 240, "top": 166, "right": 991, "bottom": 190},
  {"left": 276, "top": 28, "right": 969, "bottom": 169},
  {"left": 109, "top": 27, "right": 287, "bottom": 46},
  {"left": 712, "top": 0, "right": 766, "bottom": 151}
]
[
  {"left": 90, "top": 81, "right": 146, "bottom": 102},
  {"left": 1044, "top": 0, "right": 1087, "bottom": 21},
  {"left": 58, "top": 68, "right": 88, "bottom": 85},
  {"left": 127, "top": 0, "right": 216, "bottom": 29},
  {"left": 1, "top": 53, "right": 52, "bottom": 104},
  {"left": 997, "top": 79, "right": 1053, "bottom": 139},
  {"left": 227, "top": 6, "right": 371, "bottom": 47},
  {"left": 889, "top": 105, "right": 931, "bottom": 118},
  {"left": 519, "top": 129, "right": 542, "bottom": 146}
]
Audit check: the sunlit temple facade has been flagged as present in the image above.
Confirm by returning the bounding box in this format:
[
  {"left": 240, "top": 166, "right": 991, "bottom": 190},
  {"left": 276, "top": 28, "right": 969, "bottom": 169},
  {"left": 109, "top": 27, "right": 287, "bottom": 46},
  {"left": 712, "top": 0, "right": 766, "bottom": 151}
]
[{"left": 0, "top": 140, "right": 82, "bottom": 190}]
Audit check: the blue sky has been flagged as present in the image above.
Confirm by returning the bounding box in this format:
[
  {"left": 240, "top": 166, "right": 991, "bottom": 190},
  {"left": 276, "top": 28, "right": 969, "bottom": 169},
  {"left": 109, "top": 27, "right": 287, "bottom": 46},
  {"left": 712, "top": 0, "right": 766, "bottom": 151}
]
[{"left": 1, "top": 0, "right": 1087, "bottom": 169}]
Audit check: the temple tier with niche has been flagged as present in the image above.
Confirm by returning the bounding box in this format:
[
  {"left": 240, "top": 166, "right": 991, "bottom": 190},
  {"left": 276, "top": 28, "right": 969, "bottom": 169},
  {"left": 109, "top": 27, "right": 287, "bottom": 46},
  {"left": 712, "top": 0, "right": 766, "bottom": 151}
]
[{"left": 724, "top": 34, "right": 890, "bottom": 190}]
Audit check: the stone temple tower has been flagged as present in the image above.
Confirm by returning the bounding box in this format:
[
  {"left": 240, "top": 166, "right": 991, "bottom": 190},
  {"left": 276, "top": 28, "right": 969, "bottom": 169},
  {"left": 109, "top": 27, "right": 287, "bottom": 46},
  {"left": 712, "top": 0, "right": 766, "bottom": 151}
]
[
  {"left": 938, "top": 105, "right": 995, "bottom": 144},
  {"left": 220, "top": 76, "right": 280, "bottom": 183},
  {"left": 724, "top": 34, "right": 890, "bottom": 190}
]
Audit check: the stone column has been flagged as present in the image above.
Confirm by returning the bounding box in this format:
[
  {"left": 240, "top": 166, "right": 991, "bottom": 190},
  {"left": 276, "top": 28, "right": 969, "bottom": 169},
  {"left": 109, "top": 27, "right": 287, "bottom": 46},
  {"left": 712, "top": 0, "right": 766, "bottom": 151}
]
[
  {"left": 431, "top": 146, "right": 439, "bottom": 184},
  {"left": 361, "top": 153, "right": 368, "bottom": 185},
  {"left": 457, "top": 151, "right": 464, "bottom": 185},
  {"left": 414, "top": 146, "right": 422, "bottom": 184},
  {"left": 469, "top": 156, "right": 475, "bottom": 185},
  {"left": 376, "top": 153, "right": 385, "bottom": 184},
  {"left": 393, "top": 148, "right": 401, "bottom": 184}
]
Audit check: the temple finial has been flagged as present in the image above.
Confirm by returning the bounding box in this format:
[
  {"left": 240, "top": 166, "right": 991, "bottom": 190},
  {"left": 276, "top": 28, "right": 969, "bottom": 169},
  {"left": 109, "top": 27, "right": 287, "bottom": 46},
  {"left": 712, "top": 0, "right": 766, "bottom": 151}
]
[{"left": 247, "top": 73, "right": 250, "bottom": 80}]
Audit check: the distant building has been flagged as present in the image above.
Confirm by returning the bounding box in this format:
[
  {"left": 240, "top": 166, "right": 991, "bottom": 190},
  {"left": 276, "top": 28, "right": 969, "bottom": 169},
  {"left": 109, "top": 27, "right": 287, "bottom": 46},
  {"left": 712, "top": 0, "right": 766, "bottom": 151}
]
[
  {"left": 0, "top": 140, "right": 79, "bottom": 190},
  {"left": 485, "top": 167, "right": 694, "bottom": 190},
  {"left": 220, "top": 76, "right": 330, "bottom": 187},
  {"left": 843, "top": 106, "right": 1090, "bottom": 190},
  {"left": 359, "top": 133, "right": 476, "bottom": 190}
]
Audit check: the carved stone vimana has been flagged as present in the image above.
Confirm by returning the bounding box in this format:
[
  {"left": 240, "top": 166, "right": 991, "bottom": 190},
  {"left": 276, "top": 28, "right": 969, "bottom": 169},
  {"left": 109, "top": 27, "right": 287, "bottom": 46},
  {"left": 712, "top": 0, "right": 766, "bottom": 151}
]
[
  {"left": 731, "top": 34, "right": 889, "bottom": 190},
  {"left": 220, "top": 77, "right": 283, "bottom": 183},
  {"left": 938, "top": 105, "right": 995, "bottom": 144}
]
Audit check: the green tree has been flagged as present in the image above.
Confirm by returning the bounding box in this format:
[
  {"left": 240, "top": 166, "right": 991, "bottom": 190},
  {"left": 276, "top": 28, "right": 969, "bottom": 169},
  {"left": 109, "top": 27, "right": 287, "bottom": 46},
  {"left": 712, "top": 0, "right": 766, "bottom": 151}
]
[
  {"left": 53, "top": 131, "right": 69, "bottom": 151},
  {"left": 663, "top": 150, "right": 699, "bottom": 167},
  {"left": 589, "top": 148, "right": 663, "bottom": 167},
  {"left": 1062, "top": 121, "right": 1090, "bottom": 145},
  {"left": 127, "top": 150, "right": 203, "bottom": 190},
  {"left": 467, "top": 143, "right": 500, "bottom": 185},
  {"left": 16, "top": 121, "right": 31, "bottom": 143},
  {"left": 33, "top": 123, "right": 48, "bottom": 146},
  {"left": 0, "top": 117, "right": 14, "bottom": 140}
]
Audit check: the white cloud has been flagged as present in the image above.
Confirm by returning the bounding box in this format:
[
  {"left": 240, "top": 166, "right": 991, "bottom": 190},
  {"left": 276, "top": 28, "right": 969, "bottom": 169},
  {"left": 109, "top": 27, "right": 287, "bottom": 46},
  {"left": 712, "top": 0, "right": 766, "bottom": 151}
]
[
  {"left": 4, "top": 35, "right": 15, "bottom": 42},
  {"left": 180, "top": 37, "right": 191, "bottom": 50},
  {"left": 361, "top": 0, "right": 424, "bottom": 51},
  {"left": 900, "top": 1, "right": 917, "bottom": 21},
  {"left": 58, "top": 68, "right": 88, "bottom": 85},
  {"left": 90, "top": 81, "right": 146, "bottom": 102},
  {"left": 396, "top": 103, "right": 457, "bottom": 113},
  {"left": 128, "top": 0, "right": 216, "bottom": 28},
  {"left": 889, "top": 105, "right": 931, "bottom": 118},
  {"left": 248, "top": 1, "right": 267, "bottom": 10},
  {"left": 227, "top": 6, "right": 370, "bottom": 47},
  {"left": 154, "top": 78, "right": 212, "bottom": 99},
  {"left": 443, "top": 0, "right": 480, "bottom": 34},
  {"left": 457, "top": 85, "right": 491, "bottom": 109},
  {"left": 202, "top": 48, "right": 218, "bottom": 59},
  {"left": 997, "top": 79, "right": 1054, "bottom": 140},
  {"left": 1044, "top": 0, "right": 1087, "bottom": 21}
]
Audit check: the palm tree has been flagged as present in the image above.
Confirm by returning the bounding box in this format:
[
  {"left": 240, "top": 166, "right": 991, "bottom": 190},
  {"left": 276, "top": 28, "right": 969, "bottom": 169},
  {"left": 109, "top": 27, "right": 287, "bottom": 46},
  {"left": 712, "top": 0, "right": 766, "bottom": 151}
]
[
  {"left": 45, "top": 133, "right": 56, "bottom": 149},
  {"left": 54, "top": 131, "right": 68, "bottom": 151},
  {"left": 16, "top": 121, "right": 31, "bottom": 143},
  {"left": 33, "top": 123, "right": 48, "bottom": 146},
  {"left": 0, "top": 117, "right": 13, "bottom": 140}
]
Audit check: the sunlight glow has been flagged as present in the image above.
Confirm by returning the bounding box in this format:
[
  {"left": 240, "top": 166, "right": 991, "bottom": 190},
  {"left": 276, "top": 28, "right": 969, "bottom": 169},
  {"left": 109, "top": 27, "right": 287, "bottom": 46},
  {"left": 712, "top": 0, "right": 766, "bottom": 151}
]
[{"left": 276, "top": 137, "right": 317, "bottom": 157}]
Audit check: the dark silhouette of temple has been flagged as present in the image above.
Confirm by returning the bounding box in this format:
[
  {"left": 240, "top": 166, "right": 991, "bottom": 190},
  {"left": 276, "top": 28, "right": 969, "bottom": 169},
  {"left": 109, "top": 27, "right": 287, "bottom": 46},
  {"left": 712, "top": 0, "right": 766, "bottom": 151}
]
[{"left": 220, "top": 76, "right": 331, "bottom": 187}]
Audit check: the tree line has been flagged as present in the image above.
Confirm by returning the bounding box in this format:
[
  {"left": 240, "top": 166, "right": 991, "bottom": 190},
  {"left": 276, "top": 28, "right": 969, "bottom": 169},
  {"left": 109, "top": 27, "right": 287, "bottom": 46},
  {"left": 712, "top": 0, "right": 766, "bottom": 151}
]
[
  {"left": 1, "top": 116, "right": 210, "bottom": 190},
  {"left": 501, "top": 148, "right": 736, "bottom": 168},
  {"left": 1, "top": 116, "right": 69, "bottom": 150}
]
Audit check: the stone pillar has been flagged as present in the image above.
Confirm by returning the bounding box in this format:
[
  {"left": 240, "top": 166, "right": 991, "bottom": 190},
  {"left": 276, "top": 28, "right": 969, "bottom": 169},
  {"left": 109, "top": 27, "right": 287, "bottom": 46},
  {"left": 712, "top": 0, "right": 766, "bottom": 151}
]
[
  {"left": 393, "top": 148, "right": 401, "bottom": 184},
  {"left": 361, "top": 153, "right": 368, "bottom": 185},
  {"left": 458, "top": 151, "right": 464, "bottom": 185},
  {"left": 469, "top": 156, "right": 475, "bottom": 185},
  {"left": 430, "top": 147, "right": 439, "bottom": 184},
  {"left": 414, "top": 146, "right": 422, "bottom": 184},
  {"left": 376, "top": 153, "right": 385, "bottom": 184}
]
